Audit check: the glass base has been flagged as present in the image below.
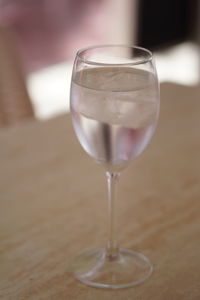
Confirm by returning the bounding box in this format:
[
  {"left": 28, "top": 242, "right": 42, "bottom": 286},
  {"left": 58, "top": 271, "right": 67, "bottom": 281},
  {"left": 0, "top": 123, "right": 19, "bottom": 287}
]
[{"left": 72, "top": 248, "right": 153, "bottom": 289}]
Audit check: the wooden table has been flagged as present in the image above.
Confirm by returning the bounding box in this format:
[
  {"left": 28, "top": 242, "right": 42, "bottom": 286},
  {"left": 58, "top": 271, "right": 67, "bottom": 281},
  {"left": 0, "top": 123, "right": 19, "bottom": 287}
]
[{"left": 0, "top": 83, "right": 200, "bottom": 299}]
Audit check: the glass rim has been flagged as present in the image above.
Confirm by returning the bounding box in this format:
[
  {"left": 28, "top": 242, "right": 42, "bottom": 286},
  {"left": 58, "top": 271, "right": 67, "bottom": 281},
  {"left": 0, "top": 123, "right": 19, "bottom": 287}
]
[{"left": 76, "top": 44, "right": 153, "bottom": 66}]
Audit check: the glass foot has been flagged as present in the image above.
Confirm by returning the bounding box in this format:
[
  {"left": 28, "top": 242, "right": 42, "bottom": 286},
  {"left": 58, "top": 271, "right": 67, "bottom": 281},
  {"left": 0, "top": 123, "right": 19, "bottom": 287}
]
[{"left": 71, "top": 248, "right": 153, "bottom": 289}]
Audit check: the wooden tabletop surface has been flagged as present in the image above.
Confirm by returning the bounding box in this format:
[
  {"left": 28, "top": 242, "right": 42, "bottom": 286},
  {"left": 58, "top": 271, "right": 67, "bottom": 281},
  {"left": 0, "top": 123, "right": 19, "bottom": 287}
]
[{"left": 0, "top": 83, "right": 200, "bottom": 299}]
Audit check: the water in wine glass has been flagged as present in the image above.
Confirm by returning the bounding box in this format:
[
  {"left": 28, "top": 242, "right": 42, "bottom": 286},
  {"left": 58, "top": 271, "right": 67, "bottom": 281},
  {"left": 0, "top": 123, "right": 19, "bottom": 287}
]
[{"left": 71, "top": 67, "right": 159, "bottom": 172}]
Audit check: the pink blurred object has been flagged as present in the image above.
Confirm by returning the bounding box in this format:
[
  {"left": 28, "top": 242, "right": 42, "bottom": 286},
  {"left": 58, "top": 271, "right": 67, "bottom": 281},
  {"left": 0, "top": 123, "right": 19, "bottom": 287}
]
[{"left": 0, "top": 0, "right": 106, "bottom": 73}]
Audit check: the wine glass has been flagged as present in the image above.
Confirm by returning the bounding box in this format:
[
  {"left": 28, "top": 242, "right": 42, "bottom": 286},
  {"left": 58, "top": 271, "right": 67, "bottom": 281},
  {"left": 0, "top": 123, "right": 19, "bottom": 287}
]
[{"left": 70, "top": 45, "right": 160, "bottom": 289}]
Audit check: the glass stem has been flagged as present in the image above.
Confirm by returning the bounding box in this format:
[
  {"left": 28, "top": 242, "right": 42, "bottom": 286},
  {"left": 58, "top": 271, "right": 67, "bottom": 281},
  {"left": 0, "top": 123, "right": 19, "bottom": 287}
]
[{"left": 106, "top": 171, "right": 120, "bottom": 257}]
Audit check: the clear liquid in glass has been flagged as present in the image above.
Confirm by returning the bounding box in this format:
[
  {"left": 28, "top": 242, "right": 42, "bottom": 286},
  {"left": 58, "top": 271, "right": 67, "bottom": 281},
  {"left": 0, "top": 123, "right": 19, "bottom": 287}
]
[{"left": 71, "top": 67, "right": 159, "bottom": 171}]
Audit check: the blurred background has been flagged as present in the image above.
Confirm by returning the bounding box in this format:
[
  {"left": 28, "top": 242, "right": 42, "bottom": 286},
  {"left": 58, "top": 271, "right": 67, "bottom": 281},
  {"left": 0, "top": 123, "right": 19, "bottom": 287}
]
[{"left": 0, "top": 0, "right": 199, "bottom": 125}]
